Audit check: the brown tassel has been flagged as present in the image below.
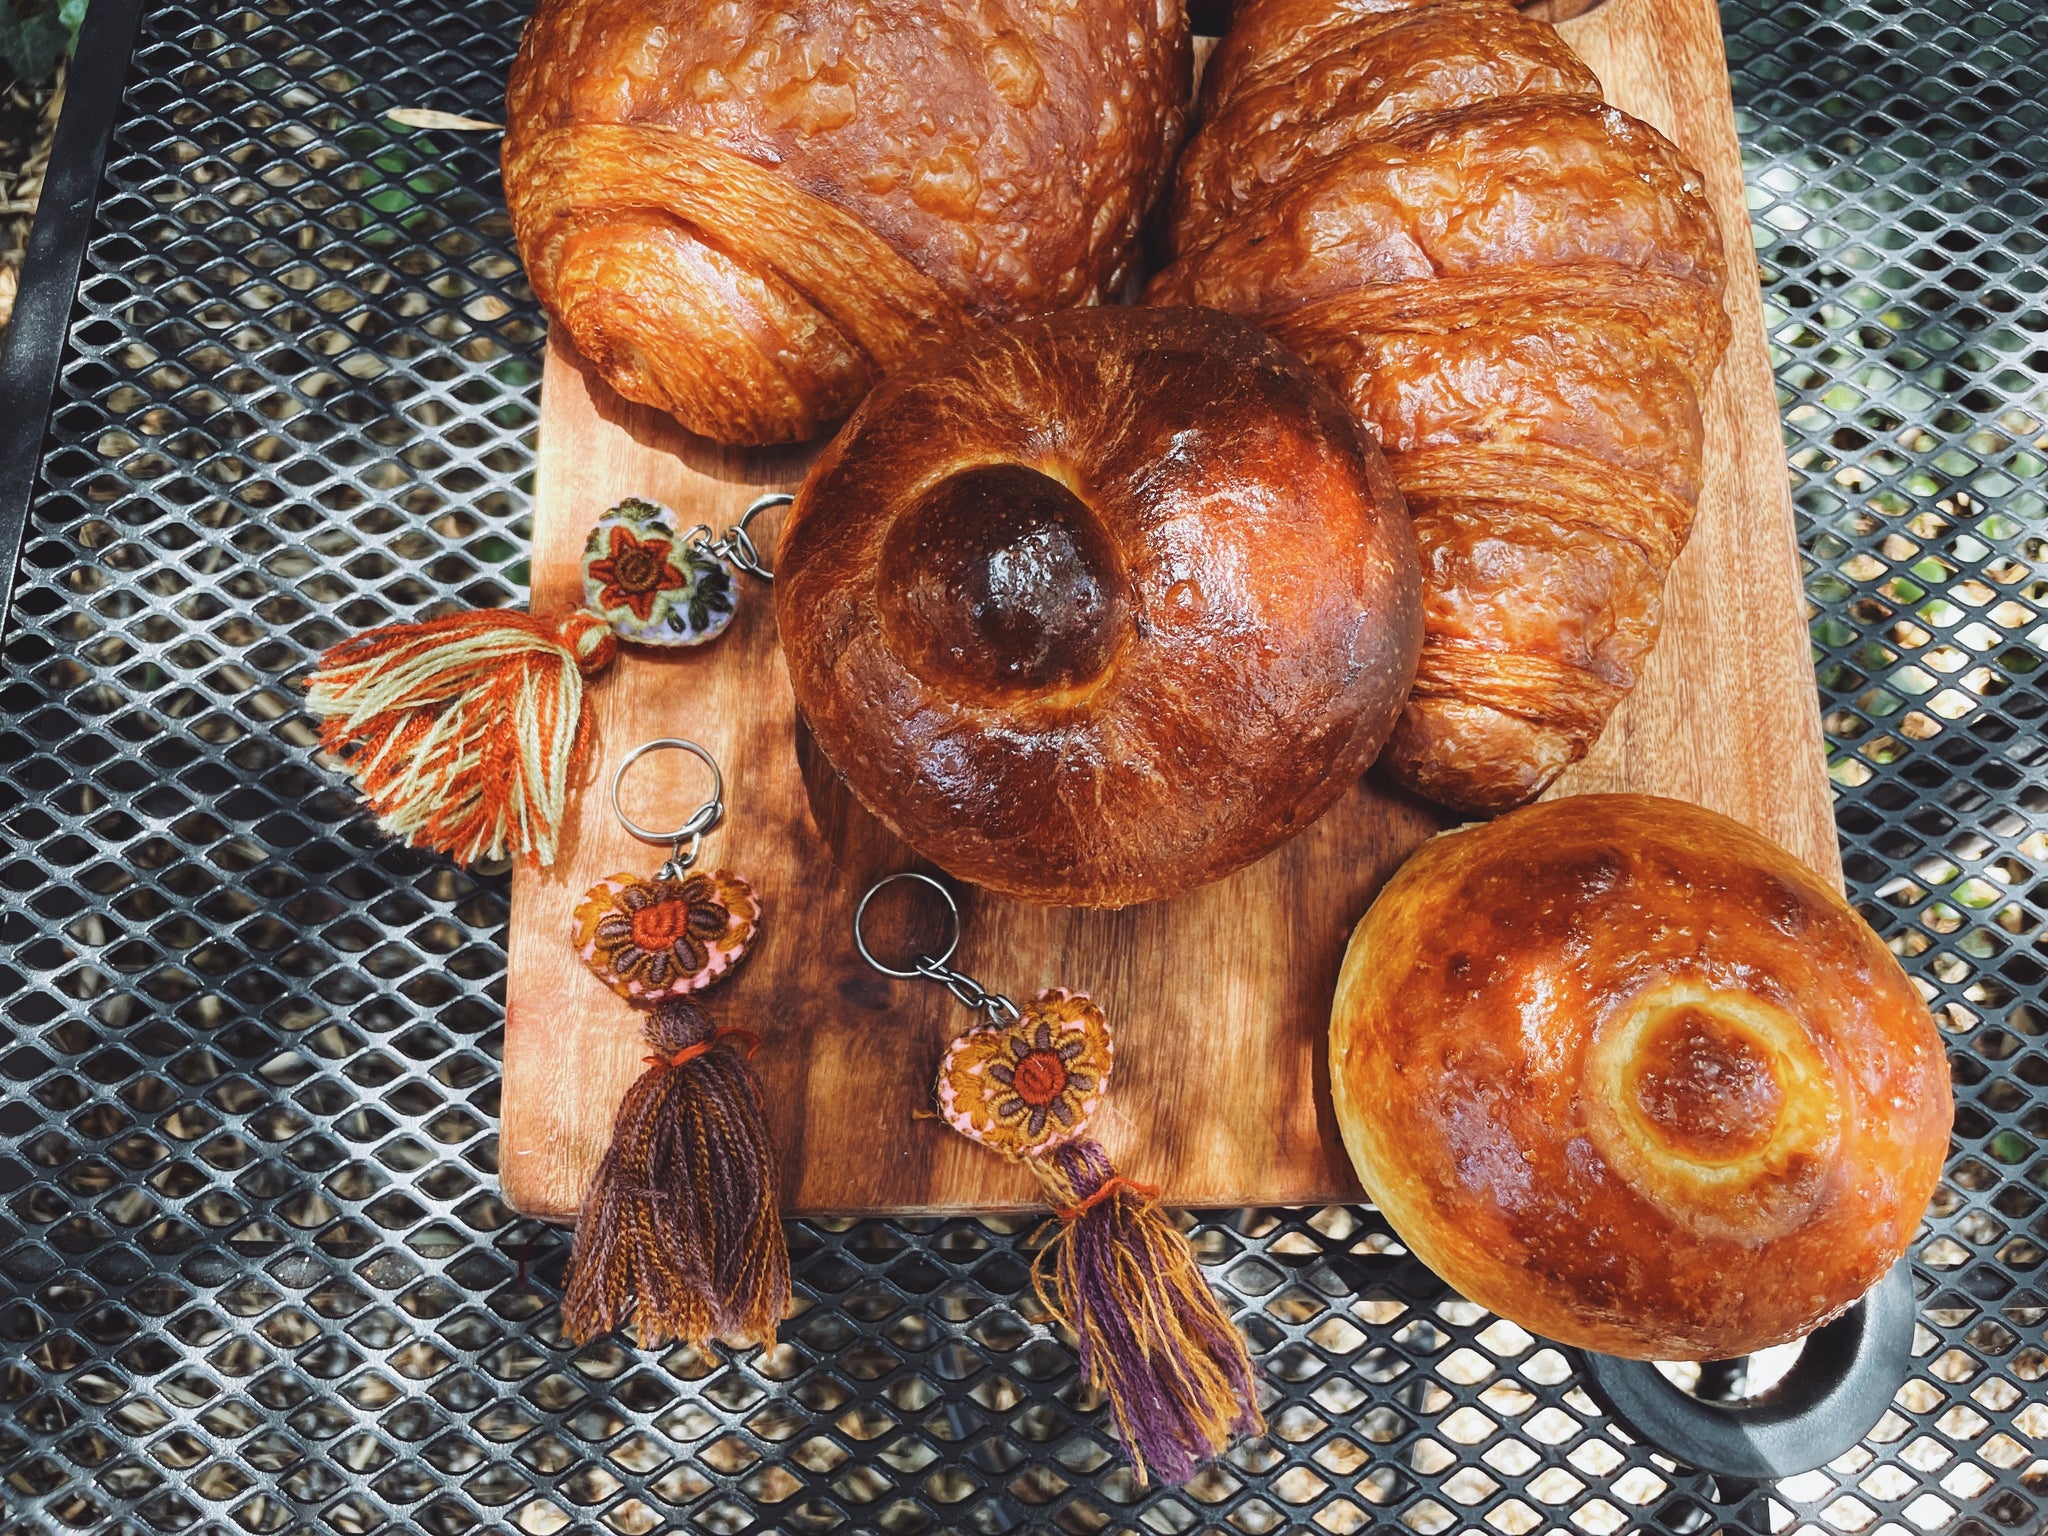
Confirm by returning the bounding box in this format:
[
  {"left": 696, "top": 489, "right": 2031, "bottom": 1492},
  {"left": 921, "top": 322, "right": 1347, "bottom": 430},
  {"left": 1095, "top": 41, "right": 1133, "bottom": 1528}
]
[{"left": 562, "top": 995, "right": 789, "bottom": 1349}]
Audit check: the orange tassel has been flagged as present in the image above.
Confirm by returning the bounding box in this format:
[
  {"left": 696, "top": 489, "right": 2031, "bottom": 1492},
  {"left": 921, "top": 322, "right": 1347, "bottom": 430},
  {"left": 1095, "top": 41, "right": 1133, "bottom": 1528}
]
[{"left": 306, "top": 609, "right": 617, "bottom": 867}]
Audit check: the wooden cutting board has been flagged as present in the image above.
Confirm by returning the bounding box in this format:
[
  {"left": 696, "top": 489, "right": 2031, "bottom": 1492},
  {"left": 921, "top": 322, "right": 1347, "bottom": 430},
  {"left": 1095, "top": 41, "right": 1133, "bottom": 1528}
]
[{"left": 500, "top": 0, "right": 1837, "bottom": 1219}]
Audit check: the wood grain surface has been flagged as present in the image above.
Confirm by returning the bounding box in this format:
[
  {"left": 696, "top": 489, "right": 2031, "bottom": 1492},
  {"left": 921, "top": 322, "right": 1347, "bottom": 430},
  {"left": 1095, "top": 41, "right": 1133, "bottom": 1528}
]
[{"left": 500, "top": 0, "right": 1837, "bottom": 1220}]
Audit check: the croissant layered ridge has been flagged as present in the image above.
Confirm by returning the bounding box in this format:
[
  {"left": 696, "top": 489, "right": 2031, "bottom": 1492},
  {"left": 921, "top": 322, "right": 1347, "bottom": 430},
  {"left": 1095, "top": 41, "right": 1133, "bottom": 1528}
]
[
  {"left": 505, "top": 0, "right": 1192, "bottom": 445},
  {"left": 1147, "top": 0, "right": 1731, "bottom": 812}
]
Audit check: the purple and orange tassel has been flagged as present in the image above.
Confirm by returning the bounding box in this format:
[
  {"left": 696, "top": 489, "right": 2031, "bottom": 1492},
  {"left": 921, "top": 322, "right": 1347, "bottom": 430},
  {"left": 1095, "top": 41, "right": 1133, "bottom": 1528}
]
[
  {"left": 1031, "top": 1138, "right": 1263, "bottom": 1484},
  {"left": 933, "top": 986, "right": 1263, "bottom": 1483}
]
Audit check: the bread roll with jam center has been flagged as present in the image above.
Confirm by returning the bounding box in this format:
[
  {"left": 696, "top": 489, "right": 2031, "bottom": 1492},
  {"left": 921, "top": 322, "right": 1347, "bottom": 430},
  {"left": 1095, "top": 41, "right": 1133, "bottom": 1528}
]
[
  {"left": 1330, "top": 794, "right": 1951, "bottom": 1359},
  {"left": 776, "top": 306, "right": 1424, "bottom": 908}
]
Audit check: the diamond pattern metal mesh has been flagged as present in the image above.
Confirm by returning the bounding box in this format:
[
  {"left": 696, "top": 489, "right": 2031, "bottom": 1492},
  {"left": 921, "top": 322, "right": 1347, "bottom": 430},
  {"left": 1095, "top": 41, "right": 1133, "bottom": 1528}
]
[{"left": 1, "top": 0, "right": 2043, "bottom": 1532}]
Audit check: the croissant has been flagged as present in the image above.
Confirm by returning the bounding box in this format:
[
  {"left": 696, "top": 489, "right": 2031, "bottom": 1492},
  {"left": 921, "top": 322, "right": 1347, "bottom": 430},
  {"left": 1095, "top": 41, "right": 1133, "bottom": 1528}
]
[
  {"left": 1147, "top": 0, "right": 1730, "bottom": 813},
  {"left": 503, "top": 0, "right": 1192, "bottom": 445}
]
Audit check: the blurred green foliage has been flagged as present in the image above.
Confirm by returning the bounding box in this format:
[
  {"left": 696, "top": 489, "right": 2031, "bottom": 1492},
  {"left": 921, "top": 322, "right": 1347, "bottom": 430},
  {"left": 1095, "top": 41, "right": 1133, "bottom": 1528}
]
[{"left": 0, "top": 0, "right": 85, "bottom": 84}]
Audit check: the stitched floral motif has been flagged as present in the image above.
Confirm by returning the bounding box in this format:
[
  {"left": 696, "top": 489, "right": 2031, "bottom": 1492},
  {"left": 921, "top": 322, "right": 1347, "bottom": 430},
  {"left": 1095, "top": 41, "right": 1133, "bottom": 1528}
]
[
  {"left": 575, "top": 868, "right": 761, "bottom": 1001},
  {"left": 587, "top": 524, "right": 683, "bottom": 622},
  {"left": 580, "top": 498, "right": 736, "bottom": 647},
  {"left": 937, "top": 988, "right": 1112, "bottom": 1159}
]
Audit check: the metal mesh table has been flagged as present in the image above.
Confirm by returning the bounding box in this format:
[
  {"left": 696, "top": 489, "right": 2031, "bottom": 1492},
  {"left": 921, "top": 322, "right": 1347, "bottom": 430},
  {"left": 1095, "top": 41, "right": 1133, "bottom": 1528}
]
[{"left": 1, "top": 1, "right": 2042, "bottom": 1532}]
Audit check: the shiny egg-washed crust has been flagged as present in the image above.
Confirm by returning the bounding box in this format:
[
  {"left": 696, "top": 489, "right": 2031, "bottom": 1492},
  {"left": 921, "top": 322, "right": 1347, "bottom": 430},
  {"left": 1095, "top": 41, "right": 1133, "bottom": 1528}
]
[
  {"left": 776, "top": 307, "right": 1424, "bottom": 908},
  {"left": 1146, "top": 0, "right": 1731, "bottom": 813},
  {"left": 1330, "top": 796, "right": 1952, "bottom": 1359},
  {"left": 504, "top": 0, "right": 1191, "bottom": 445},
  {"left": 1167, "top": 0, "right": 1601, "bottom": 257}
]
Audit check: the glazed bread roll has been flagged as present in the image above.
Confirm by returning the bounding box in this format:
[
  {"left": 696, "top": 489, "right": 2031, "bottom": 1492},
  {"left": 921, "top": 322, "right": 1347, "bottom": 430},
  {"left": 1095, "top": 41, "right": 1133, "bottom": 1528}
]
[
  {"left": 1331, "top": 796, "right": 1951, "bottom": 1359},
  {"left": 503, "top": 0, "right": 1190, "bottom": 445},
  {"left": 1147, "top": 0, "right": 1731, "bottom": 814},
  {"left": 777, "top": 307, "right": 1424, "bottom": 908}
]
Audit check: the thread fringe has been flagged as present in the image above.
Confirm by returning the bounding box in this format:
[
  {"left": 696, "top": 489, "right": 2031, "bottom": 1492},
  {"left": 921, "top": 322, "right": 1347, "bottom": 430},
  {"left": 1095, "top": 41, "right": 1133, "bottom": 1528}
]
[
  {"left": 563, "top": 997, "right": 789, "bottom": 1351},
  {"left": 1030, "top": 1138, "right": 1263, "bottom": 1485},
  {"left": 306, "top": 608, "right": 616, "bottom": 867}
]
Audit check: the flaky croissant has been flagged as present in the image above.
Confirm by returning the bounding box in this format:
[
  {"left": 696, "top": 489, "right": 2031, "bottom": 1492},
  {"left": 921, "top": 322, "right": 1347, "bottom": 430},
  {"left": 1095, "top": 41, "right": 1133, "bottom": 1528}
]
[
  {"left": 1148, "top": 0, "right": 1730, "bottom": 813},
  {"left": 504, "top": 0, "right": 1191, "bottom": 445}
]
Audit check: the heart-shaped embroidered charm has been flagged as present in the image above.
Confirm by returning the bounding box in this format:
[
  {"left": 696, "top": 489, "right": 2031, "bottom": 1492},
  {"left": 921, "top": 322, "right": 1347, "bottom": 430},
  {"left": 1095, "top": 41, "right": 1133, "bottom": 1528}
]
[
  {"left": 574, "top": 867, "right": 761, "bottom": 1002},
  {"left": 936, "top": 988, "right": 1113, "bottom": 1159},
  {"left": 581, "top": 497, "right": 738, "bottom": 648}
]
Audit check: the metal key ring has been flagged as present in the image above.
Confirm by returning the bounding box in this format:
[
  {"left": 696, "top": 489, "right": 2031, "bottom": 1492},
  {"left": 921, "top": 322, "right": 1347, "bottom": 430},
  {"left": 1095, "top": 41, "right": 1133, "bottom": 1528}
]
[
  {"left": 686, "top": 492, "right": 789, "bottom": 582},
  {"left": 729, "top": 492, "right": 791, "bottom": 581},
  {"left": 853, "top": 871, "right": 961, "bottom": 978},
  {"left": 611, "top": 738, "right": 725, "bottom": 846}
]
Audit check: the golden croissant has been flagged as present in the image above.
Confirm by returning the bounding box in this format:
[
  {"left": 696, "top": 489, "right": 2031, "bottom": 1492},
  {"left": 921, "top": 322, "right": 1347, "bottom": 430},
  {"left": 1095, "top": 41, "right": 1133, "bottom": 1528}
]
[
  {"left": 503, "top": 0, "right": 1192, "bottom": 445},
  {"left": 1148, "top": 0, "right": 1731, "bottom": 813}
]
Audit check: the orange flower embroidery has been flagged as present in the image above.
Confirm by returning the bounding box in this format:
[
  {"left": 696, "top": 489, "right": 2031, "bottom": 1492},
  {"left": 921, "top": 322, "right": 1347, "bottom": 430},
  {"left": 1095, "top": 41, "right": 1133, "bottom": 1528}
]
[
  {"left": 580, "top": 497, "right": 737, "bottom": 646},
  {"left": 936, "top": 989, "right": 1112, "bottom": 1158},
  {"left": 575, "top": 868, "right": 761, "bottom": 1002},
  {"left": 587, "top": 525, "right": 686, "bottom": 622}
]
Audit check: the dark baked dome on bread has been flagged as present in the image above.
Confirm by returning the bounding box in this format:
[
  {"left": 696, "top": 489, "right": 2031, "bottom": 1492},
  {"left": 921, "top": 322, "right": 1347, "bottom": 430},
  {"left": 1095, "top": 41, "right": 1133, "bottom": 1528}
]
[{"left": 776, "top": 306, "right": 1424, "bottom": 907}]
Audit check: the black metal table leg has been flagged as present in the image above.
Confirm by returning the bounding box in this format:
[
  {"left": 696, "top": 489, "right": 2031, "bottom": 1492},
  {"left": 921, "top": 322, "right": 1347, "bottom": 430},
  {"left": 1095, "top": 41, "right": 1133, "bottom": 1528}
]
[
  {"left": 0, "top": 0, "right": 146, "bottom": 632},
  {"left": 1568, "top": 1262, "right": 1919, "bottom": 1479}
]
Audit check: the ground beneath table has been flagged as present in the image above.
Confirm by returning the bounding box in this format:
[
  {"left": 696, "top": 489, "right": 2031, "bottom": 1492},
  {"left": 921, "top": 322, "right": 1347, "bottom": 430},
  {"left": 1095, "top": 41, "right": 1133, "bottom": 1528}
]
[{"left": 0, "top": 62, "right": 60, "bottom": 333}]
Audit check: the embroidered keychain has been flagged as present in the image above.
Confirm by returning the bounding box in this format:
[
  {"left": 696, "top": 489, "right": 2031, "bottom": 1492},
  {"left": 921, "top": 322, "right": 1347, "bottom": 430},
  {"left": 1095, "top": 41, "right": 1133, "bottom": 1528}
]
[
  {"left": 561, "top": 737, "right": 789, "bottom": 1351},
  {"left": 854, "top": 873, "right": 1263, "bottom": 1485},
  {"left": 305, "top": 493, "right": 788, "bottom": 869}
]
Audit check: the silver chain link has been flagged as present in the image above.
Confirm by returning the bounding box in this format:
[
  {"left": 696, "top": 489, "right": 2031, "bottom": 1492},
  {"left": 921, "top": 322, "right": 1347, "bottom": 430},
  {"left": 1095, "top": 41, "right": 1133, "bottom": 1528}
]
[
  {"left": 686, "top": 491, "right": 788, "bottom": 582},
  {"left": 914, "top": 956, "right": 1022, "bottom": 1025},
  {"left": 655, "top": 830, "right": 705, "bottom": 883}
]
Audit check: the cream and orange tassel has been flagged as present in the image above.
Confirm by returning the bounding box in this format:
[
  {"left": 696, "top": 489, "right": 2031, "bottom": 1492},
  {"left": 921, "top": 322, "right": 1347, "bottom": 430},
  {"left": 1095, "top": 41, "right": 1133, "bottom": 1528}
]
[{"left": 306, "top": 609, "right": 616, "bottom": 868}]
